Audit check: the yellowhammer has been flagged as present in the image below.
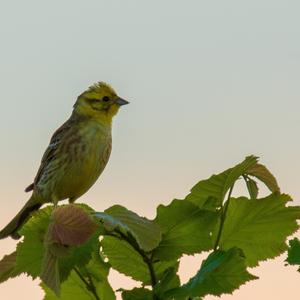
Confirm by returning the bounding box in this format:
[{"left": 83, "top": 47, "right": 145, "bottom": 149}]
[{"left": 0, "top": 81, "right": 128, "bottom": 239}]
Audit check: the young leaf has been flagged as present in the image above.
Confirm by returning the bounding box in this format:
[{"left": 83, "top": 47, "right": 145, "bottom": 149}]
[
  {"left": 286, "top": 238, "right": 300, "bottom": 271},
  {"left": 185, "top": 155, "right": 258, "bottom": 208},
  {"left": 121, "top": 288, "right": 153, "bottom": 300},
  {"left": 215, "top": 193, "right": 300, "bottom": 266},
  {"left": 153, "top": 200, "right": 219, "bottom": 260},
  {"left": 164, "top": 248, "right": 257, "bottom": 299},
  {"left": 0, "top": 252, "right": 19, "bottom": 284},
  {"left": 246, "top": 163, "right": 280, "bottom": 192},
  {"left": 101, "top": 236, "right": 178, "bottom": 284},
  {"left": 48, "top": 205, "right": 98, "bottom": 246},
  {"left": 94, "top": 205, "right": 162, "bottom": 252}
]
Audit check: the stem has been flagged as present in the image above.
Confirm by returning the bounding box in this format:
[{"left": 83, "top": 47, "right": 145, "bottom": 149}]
[
  {"left": 213, "top": 185, "right": 234, "bottom": 250},
  {"left": 114, "top": 230, "right": 159, "bottom": 299},
  {"left": 146, "top": 255, "right": 158, "bottom": 290},
  {"left": 74, "top": 267, "right": 100, "bottom": 300}
]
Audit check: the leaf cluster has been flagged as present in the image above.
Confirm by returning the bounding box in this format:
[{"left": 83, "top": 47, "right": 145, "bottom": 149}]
[{"left": 0, "top": 155, "right": 300, "bottom": 300}]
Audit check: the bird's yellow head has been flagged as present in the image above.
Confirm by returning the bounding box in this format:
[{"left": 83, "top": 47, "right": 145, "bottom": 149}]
[{"left": 73, "top": 82, "right": 129, "bottom": 124}]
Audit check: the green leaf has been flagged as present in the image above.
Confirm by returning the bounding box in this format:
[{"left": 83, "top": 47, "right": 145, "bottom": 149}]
[
  {"left": 82, "top": 251, "right": 115, "bottom": 300},
  {"left": 246, "top": 163, "right": 280, "bottom": 192},
  {"left": 57, "top": 235, "right": 100, "bottom": 283},
  {"left": 286, "top": 238, "right": 300, "bottom": 271},
  {"left": 153, "top": 200, "right": 218, "bottom": 260},
  {"left": 0, "top": 252, "right": 19, "bottom": 284},
  {"left": 15, "top": 206, "right": 53, "bottom": 278},
  {"left": 42, "top": 271, "right": 94, "bottom": 300},
  {"left": 121, "top": 288, "right": 152, "bottom": 300},
  {"left": 243, "top": 176, "right": 258, "bottom": 199},
  {"left": 164, "top": 248, "right": 257, "bottom": 299},
  {"left": 215, "top": 193, "right": 300, "bottom": 266},
  {"left": 101, "top": 236, "right": 177, "bottom": 284},
  {"left": 40, "top": 250, "right": 60, "bottom": 296},
  {"left": 42, "top": 252, "right": 115, "bottom": 300},
  {"left": 42, "top": 271, "right": 114, "bottom": 300},
  {"left": 94, "top": 205, "right": 162, "bottom": 252},
  {"left": 185, "top": 155, "right": 258, "bottom": 208},
  {"left": 154, "top": 267, "right": 180, "bottom": 298}
]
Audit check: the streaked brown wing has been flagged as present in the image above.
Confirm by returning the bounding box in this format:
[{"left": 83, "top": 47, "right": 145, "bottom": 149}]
[{"left": 25, "top": 118, "right": 73, "bottom": 192}]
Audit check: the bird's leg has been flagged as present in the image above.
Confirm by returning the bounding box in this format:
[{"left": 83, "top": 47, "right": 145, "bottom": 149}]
[{"left": 68, "top": 197, "right": 76, "bottom": 204}]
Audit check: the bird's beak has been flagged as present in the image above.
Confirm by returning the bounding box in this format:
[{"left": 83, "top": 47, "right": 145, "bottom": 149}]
[{"left": 115, "top": 97, "right": 129, "bottom": 106}]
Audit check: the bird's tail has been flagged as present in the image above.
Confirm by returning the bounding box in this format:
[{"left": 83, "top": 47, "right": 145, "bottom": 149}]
[{"left": 0, "top": 194, "right": 42, "bottom": 240}]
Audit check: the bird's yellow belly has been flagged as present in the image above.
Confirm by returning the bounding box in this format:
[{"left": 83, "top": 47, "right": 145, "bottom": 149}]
[
  {"left": 58, "top": 162, "right": 100, "bottom": 200},
  {"left": 54, "top": 135, "right": 111, "bottom": 202}
]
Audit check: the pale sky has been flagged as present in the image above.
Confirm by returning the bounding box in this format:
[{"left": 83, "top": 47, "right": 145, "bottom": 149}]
[{"left": 0, "top": 1, "right": 299, "bottom": 299}]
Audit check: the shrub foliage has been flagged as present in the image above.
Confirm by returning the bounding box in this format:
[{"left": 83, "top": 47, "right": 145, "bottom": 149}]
[{"left": 1, "top": 155, "right": 300, "bottom": 300}]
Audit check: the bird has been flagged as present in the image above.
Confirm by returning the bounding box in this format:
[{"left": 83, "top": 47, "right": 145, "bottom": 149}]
[{"left": 0, "top": 81, "right": 129, "bottom": 239}]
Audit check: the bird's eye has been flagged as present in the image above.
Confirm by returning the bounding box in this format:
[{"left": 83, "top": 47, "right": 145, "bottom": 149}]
[{"left": 102, "top": 96, "right": 110, "bottom": 102}]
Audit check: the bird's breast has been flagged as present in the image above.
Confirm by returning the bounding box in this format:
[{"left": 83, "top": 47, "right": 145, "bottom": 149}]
[{"left": 55, "top": 124, "right": 112, "bottom": 200}]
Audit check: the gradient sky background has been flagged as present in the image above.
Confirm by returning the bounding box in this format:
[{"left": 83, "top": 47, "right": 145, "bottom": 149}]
[{"left": 0, "top": 1, "right": 300, "bottom": 299}]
